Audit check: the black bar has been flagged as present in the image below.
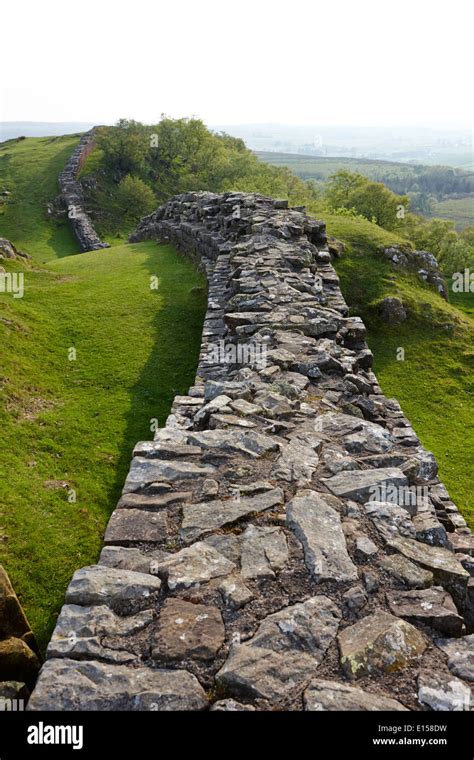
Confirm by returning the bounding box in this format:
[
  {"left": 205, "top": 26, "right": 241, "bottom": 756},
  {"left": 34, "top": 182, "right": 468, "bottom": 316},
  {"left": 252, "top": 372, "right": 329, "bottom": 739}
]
[{"left": 0, "top": 711, "right": 471, "bottom": 758}]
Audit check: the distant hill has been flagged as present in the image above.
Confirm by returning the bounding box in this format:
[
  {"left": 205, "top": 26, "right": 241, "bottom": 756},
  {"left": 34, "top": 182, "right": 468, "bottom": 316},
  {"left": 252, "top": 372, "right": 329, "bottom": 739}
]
[
  {"left": 214, "top": 123, "right": 473, "bottom": 169},
  {"left": 256, "top": 151, "right": 474, "bottom": 228},
  {"left": 0, "top": 122, "right": 98, "bottom": 142}
]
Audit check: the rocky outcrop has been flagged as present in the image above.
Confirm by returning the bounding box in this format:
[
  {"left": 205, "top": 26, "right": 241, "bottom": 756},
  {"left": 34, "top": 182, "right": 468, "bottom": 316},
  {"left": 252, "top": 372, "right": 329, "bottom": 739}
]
[
  {"left": 0, "top": 565, "right": 41, "bottom": 701},
  {"left": 379, "top": 296, "right": 407, "bottom": 324},
  {"left": 0, "top": 238, "right": 30, "bottom": 261},
  {"left": 29, "top": 192, "right": 474, "bottom": 712},
  {"left": 58, "top": 130, "right": 110, "bottom": 253},
  {"left": 381, "top": 245, "right": 448, "bottom": 300}
]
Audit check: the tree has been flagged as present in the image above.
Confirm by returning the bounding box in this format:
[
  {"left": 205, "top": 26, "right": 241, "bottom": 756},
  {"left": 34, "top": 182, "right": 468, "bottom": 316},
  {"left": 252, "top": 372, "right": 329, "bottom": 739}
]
[
  {"left": 403, "top": 215, "right": 474, "bottom": 276},
  {"left": 461, "top": 227, "right": 474, "bottom": 247},
  {"left": 116, "top": 175, "right": 156, "bottom": 222},
  {"left": 325, "top": 171, "right": 409, "bottom": 230},
  {"left": 97, "top": 119, "right": 151, "bottom": 177},
  {"left": 325, "top": 171, "right": 366, "bottom": 209}
]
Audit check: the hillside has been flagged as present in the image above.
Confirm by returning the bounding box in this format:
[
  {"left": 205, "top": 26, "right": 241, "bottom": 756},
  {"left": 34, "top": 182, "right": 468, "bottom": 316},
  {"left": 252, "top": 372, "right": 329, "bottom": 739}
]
[
  {"left": 0, "top": 137, "right": 206, "bottom": 649},
  {"left": 322, "top": 213, "right": 474, "bottom": 528},
  {"left": 0, "top": 135, "right": 81, "bottom": 260},
  {"left": 430, "top": 196, "right": 474, "bottom": 229},
  {"left": 257, "top": 151, "right": 474, "bottom": 228},
  {"left": 0, "top": 129, "right": 473, "bottom": 653}
]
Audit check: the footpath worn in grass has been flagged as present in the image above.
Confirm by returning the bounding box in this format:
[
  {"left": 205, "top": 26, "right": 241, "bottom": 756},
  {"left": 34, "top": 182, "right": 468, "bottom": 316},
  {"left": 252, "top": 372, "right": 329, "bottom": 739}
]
[
  {"left": 328, "top": 215, "right": 474, "bottom": 529},
  {"left": 0, "top": 243, "right": 206, "bottom": 650}
]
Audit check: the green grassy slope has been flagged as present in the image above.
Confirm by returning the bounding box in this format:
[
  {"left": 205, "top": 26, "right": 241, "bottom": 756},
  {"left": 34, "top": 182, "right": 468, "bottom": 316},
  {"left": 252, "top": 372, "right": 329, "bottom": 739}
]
[
  {"left": 325, "top": 215, "right": 474, "bottom": 529},
  {"left": 0, "top": 243, "right": 206, "bottom": 650},
  {"left": 0, "top": 135, "right": 207, "bottom": 650},
  {"left": 0, "top": 135, "right": 81, "bottom": 261},
  {"left": 430, "top": 197, "right": 474, "bottom": 230},
  {"left": 257, "top": 151, "right": 422, "bottom": 182}
]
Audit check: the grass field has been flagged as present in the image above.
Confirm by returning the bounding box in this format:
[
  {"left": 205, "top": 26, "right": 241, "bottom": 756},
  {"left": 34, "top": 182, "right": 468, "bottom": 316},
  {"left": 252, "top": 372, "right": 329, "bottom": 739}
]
[
  {"left": 430, "top": 197, "right": 474, "bottom": 230},
  {"left": 256, "top": 152, "right": 423, "bottom": 183},
  {"left": 0, "top": 243, "right": 206, "bottom": 650},
  {"left": 0, "top": 135, "right": 81, "bottom": 261},
  {"left": 0, "top": 137, "right": 207, "bottom": 650}
]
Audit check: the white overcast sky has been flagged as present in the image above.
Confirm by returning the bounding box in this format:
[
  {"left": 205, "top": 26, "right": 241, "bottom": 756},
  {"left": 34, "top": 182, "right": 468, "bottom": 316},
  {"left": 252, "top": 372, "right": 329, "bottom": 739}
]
[{"left": 2, "top": 0, "right": 472, "bottom": 127}]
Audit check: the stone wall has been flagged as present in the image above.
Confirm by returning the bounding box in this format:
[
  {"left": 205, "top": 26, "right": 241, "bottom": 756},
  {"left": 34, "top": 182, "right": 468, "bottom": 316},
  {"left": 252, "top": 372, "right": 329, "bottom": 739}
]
[
  {"left": 29, "top": 192, "right": 474, "bottom": 712},
  {"left": 59, "top": 130, "right": 110, "bottom": 252}
]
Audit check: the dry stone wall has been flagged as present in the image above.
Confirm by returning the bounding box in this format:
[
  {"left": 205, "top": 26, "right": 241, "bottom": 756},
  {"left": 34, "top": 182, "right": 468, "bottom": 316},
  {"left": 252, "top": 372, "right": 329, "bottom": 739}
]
[
  {"left": 29, "top": 192, "right": 474, "bottom": 712},
  {"left": 59, "top": 130, "right": 110, "bottom": 252}
]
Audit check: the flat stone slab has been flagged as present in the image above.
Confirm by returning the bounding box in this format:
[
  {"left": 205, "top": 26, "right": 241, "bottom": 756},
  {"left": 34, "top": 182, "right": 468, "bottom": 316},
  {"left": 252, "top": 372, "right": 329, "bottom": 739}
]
[
  {"left": 339, "top": 610, "right": 426, "bottom": 680},
  {"left": 211, "top": 699, "right": 256, "bottom": 711},
  {"left": 123, "top": 457, "right": 215, "bottom": 493},
  {"left": 117, "top": 491, "right": 189, "bottom": 510},
  {"left": 379, "top": 555, "right": 433, "bottom": 589},
  {"left": 47, "top": 605, "right": 154, "bottom": 663},
  {"left": 180, "top": 488, "right": 284, "bottom": 543},
  {"left": 27, "top": 659, "right": 208, "bottom": 711},
  {"left": 304, "top": 679, "right": 408, "bottom": 711},
  {"left": 132, "top": 442, "right": 202, "bottom": 459},
  {"left": 364, "top": 501, "right": 416, "bottom": 541},
  {"left": 211, "top": 413, "right": 257, "bottom": 429},
  {"left": 322, "top": 468, "right": 408, "bottom": 503},
  {"left": 355, "top": 535, "right": 378, "bottom": 559},
  {"left": 219, "top": 575, "right": 254, "bottom": 609},
  {"left": 272, "top": 434, "right": 321, "bottom": 484},
  {"left": 418, "top": 669, "right": 471, "bottom": 711},
  {"left": 152, "top": 599, "right": 225, "bottom": 662},
  {"left": 413, "top": 507, "right": 447, "bottom": 547},
  {"left": 316, "top": 412, "right": 389, "bottom": 441},
  {"left": 436, "top": 635, "right": 474, "bottom": 682},
  {"left": 152, "top": 542, "right": 235, "bottom": 590},
  {"left": 229, "top": 399, "right": 262, "bottom": 416},
  {"left": 286, "top": 490, "right": 358, "bottom": 582},
  {"left": 186, "top": 429, "right": 279, "bottom": 458},
  {"left": 65, "top": 565, "right": 162, "bottom": 612},
  {"left": 99, "top": 546, "right": 169, "bottom": 574},
  {"left": 203, "top": 533, "right": 242, "bottom": 563},
  {"left": 104, "top": 509, "right": 168, "bottom": 545},
  {"left": 241, "top": 525, "right": 288, "bottom": 580},
  {"left": 252, "top": 391, "right": 293, "bottom": 418},
  {"left": 387, "top": 587, "right": 463, "bottom": 637},
  {"left": 387, "top": 536, "right": 469, "bottom": 608},
  {"left": 217, "top": 596, "right": 341, "bottom": 702},
  {"left": 216, "top": 645, "right": 316, "bottom": 703}
]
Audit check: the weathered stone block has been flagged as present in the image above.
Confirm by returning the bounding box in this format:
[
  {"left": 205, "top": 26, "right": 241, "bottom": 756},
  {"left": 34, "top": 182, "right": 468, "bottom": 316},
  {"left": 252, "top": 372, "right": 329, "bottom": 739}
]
[{"left": 339, "top": 611, "right": 426, "bottom": 679}]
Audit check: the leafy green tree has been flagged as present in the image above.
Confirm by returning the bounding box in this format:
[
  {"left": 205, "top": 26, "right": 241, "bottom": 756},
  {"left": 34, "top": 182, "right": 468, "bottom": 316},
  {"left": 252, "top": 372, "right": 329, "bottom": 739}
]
[
  {"left": 325, "top": 171, "right": 409, "bottom": 230},
  {"left": 116, "top": 175, "right": 157, "bottom": 222},
  {"left": 325, "top": 171, "right": 366, "bottom": 209},
  {"left": 461, "top": 226, "right": 474, "bottom": 247},
  {"left": 403, "top": 215, "right": 474, "bottom": 276},
  {"left": 97, "top": 119, "right": 151, "bottom": 177}
]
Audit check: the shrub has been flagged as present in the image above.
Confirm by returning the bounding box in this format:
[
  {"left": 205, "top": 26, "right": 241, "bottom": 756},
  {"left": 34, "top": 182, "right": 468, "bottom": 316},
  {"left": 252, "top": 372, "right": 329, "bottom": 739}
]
[
  {"left": 326, "top": 171, "right": 409, "bottom": 230},
  {"left": 116, "top": 175, "right": 157, "bottom": 222}
]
